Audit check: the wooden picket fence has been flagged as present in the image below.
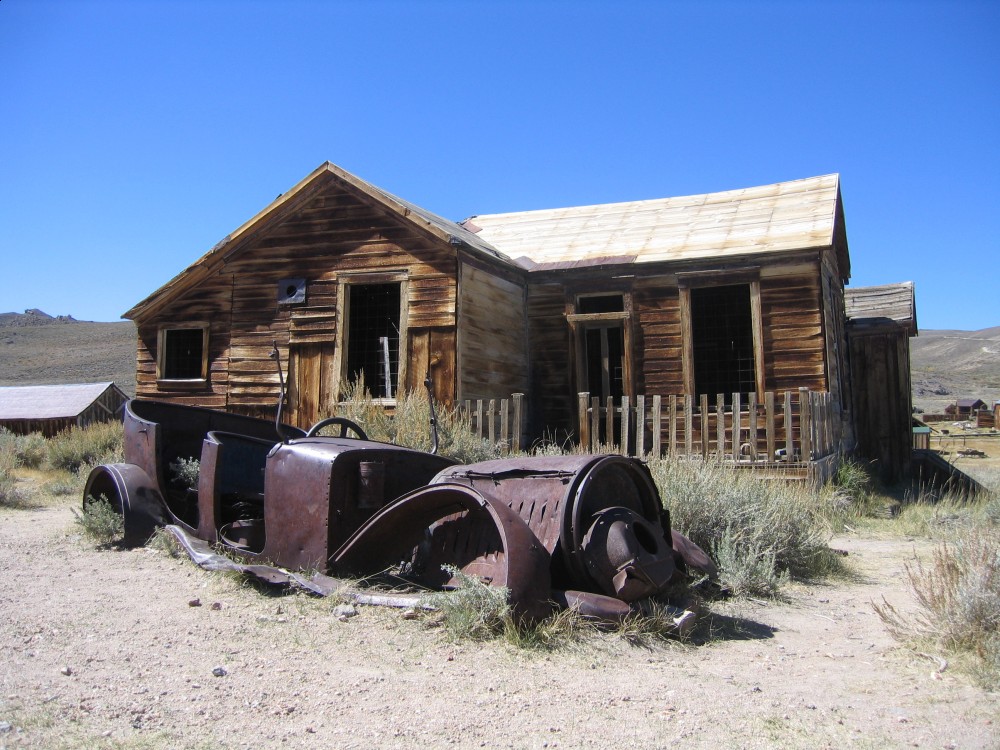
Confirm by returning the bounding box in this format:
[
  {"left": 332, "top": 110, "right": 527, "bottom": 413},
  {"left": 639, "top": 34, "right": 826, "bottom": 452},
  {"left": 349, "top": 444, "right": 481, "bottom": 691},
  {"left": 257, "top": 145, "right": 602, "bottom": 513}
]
[
  {"left": 457, "top": 389, "right": 841, "bottom": 483},
  {"left": 577, "top": 388, "right": 838, "bottom": 466},
  {"left": 458, "top": 393, "right": 527, "bottom": 454}
]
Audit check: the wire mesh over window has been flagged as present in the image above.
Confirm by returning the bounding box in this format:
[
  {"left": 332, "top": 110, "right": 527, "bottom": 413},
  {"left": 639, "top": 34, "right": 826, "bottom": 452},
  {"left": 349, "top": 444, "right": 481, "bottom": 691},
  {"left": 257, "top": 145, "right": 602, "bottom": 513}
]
[
  {"left": 162, "top": 328, "right": 205, "bottom": 379},
  {"left": 346, "top": 283, "right": 400, "bottom": 399},
  {"left": 691, "top": 284, "right": 755, "bottom": 402}
]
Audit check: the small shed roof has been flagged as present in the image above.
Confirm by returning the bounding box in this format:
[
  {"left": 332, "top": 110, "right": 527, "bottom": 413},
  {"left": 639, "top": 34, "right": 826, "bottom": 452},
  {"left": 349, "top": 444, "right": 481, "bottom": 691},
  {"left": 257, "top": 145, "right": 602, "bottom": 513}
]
[
  {"left": 845, "top": 282, "right": 917, "bottom": 335},
  {"left": 0, "top": 382, "right": 122, "bottom": 420},
  {"left": 462, "top": 174, "right": 849, "bottom": 276}
]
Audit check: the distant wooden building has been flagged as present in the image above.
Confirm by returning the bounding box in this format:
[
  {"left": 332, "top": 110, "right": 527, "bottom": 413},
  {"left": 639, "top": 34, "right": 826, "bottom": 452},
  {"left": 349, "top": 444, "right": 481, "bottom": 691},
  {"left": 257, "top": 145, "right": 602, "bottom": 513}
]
[
  {"left": 845, "top": 282, "right": 918, "bottom": 483},
  {"left": 955, "top": 398, "right": 987, "bottom": 418},
  {"left": 0, "top": 382, "right": 127, "bottom": 437},
  {"left": 123, "top": 163, "right": 914, "bottom": 477}
]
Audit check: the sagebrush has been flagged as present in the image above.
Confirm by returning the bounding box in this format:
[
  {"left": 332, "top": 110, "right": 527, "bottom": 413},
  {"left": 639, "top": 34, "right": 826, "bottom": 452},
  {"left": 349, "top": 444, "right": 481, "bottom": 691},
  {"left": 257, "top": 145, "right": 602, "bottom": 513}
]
[
  {"left": 648, "top": 458, "right": 838, "bottom": 597},
  {"left": 47, "top": 421, "right": 124, "bottom": 473},
  {"left": 874, "top": 524, "right": 1000, "bottom": 689},
  {"left": 74, "top": 494, "right": 125, "bottom": 546}
]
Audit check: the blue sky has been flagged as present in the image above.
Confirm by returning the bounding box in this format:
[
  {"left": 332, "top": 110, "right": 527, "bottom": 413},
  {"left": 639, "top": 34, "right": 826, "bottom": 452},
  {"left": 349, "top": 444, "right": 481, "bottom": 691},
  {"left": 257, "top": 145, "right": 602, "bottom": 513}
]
[{"left": 1, "top": 0, "right": 997, "bottom": 330}]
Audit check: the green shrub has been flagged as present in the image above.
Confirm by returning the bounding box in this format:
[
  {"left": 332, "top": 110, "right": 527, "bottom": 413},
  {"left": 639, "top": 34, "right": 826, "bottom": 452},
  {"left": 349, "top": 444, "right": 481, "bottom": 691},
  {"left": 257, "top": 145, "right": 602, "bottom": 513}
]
[
  {"left": 875, "top": 525, "right": 1000, "bottom": 689},
  {"left": 0, "top": 428, "right": 48, "bottom": 469},
  {"left": 47, "top": 420, "right": 124, "bottom": 473},
  {"left": 169, "top": 457, "right": 200, "bottom": 490},
  {"left": 648, "top": 457, "right": 837, "bottom": 597},
  {"left": 74, "top": 494, "right": 125, "bottom": 546}
]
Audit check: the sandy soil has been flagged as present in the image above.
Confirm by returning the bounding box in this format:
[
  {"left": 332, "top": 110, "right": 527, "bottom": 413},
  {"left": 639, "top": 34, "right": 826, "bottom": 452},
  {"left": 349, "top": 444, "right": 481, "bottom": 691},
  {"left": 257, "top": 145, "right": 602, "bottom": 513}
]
[{"left": 0, "top": 501, "right": 996, "bottom": 750}]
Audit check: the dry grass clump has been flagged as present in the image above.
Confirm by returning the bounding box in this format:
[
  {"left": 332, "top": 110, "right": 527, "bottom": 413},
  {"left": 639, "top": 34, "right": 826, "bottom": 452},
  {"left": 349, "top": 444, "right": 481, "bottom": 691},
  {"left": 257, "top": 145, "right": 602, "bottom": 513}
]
[
  {"left": 327, "top": 381, "right": 504, "bottom": 464},
  {"left": 0, "top": 449, "right": 25, "bottom": 506},
  {"left": 874, "top": 524, "right": 1000, "bottom": 689},
  {"left": 47, "top": 420, "right": 124, "bottom": 473},
  {"left": 648, "top": 457, "right": 840, "bottom": 597}
]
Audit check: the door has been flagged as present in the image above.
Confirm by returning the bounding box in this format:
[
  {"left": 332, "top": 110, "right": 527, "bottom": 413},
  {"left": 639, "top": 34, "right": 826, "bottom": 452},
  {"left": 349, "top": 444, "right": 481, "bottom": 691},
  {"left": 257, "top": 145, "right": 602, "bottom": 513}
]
[{"left": 288, "top": 343, "right": 336, "bottom": 428}]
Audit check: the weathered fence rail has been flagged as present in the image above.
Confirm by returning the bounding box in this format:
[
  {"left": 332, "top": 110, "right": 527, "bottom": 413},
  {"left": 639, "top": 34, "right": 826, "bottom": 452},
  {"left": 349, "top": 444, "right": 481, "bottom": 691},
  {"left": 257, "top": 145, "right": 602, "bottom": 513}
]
[{"left": 577, "top": 388, "right": 837, "bottom": 466}]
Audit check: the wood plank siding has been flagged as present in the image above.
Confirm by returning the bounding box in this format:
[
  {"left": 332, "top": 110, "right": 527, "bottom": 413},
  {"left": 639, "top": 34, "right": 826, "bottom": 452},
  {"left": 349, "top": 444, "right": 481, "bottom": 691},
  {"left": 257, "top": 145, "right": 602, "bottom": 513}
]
[
  {"left": 457, "top": 260, "right": 529, "bottom": 403},
  {"left": 135, "top": 177, "right": 467, "bottom": 426}
]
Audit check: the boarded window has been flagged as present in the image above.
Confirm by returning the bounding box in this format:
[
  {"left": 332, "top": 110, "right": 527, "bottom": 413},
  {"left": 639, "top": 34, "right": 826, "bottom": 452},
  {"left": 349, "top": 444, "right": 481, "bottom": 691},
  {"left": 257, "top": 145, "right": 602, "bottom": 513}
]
[
  {"left": 346, "top": 283, "right": 401, "bottom": 399},
  {"left": 159, "top": 327, "right": 207, "bottom": 380},
  {"left": 691, "top": 284, "right": 755, "bottom": 400}
]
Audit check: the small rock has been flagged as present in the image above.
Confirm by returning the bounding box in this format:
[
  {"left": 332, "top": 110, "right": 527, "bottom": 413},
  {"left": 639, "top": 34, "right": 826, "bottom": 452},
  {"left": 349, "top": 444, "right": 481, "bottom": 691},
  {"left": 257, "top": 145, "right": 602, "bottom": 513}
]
[
  {"left": 60, "top": 666, "right": 73, "bottom": 676},
  {"left": 333, "top": 604, "right": 357, "bottom": 619},
  {"left": 212, "top": 666, "right": 228, "bottom": 678},
  {"left": 401, "top": 608, "right": 418, "bottom": 620},
  {"left": 211, "top": 602, "right": 222, "bottom": 611},
  {"left": 188, "top": 599, "right": 202, "bottom": 607},
  {"left": 0, "top": 721, "right": 12, "bottom": 733}
]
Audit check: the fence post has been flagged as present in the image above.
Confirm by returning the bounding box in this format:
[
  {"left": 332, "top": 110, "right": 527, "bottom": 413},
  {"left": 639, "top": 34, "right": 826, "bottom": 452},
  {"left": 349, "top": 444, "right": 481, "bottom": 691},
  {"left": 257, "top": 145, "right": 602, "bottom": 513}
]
[
  {"left": 765, "top": 391, "right": 775, "bottom": 462},
  {"left": 500, "top": 398, "right": 510, "bottom": 453},
  {"left": 620, "top": 396, "right": 630, "bottom": 456},
  {"left": 732, "top": 392, "right": 741, "bottom": 462},
  {"left": 783, "top": 391, "right": 794, "bottom": 461},
  {"left": 716, "top": 393, "right": 725, "bottom": 457},
  {"left": 591, "top": 397, "right": 601, "bottom": 453},
  {"left": 577, "top": 392, "right": 590, "bottom": 451},
  {"left": 653, "top": 394, "right": 663, "bottom": 458},
  {"left": 700, "top": 394, "right": 710, "bottom": 459},
  {"left": 476, "top": 399, "right": 484, "bottom": 440},
  {"left": 602, "top": 397, "right": 611, "bottom": 451},
  {"left": 799, "top": 387, "right": 812, "bottom": 461},
  {"left": 684, "top": 395, "right": 693, "bottom": 456},
  {"left": 513, "top": 393, "right": 524, "bottom": 452},
  {"left": 636, "top": 395, "right": 646, "bottom": 457},
  {"left": 748, "top": 392, "right": 758, "bottom": 461}
]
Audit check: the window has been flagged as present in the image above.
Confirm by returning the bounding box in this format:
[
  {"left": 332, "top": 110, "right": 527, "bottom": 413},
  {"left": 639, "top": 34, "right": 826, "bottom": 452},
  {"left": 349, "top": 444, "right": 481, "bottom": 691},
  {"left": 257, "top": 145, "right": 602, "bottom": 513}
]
[
  {"left": 690, "top": 284, "right": 756, "bottom": 401},
  {"left": 157, "top": 326, "right": 208, "bottom": 381},
  {"left": 344, "top": 282, "right": 401, "bottom": 399},
  {"left": 569, "top": 293, "right": 630, "bottom": 402}
]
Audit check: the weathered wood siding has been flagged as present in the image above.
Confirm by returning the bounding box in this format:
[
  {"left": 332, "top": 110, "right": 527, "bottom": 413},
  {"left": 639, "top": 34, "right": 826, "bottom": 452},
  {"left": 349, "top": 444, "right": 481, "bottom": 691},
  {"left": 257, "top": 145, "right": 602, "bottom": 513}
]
[
  {"left": 526, "top": 282, "right": 574, "bottom": 437},
  {"left": 849, "top": 327, "right": 912, "bottom": 483},
  {"left": 136, "top": 178, "right": 461, "bottom": 424},
  {"left": 759, "top": 274, "right": 827, "bottom": 392},
  {"left": 457, "top": 260, "right": 529, "bottom": 402},
  {"left": 634, "top": 282, "right": 683, "bottom": 395},
  {"left": 135, "top": 270, "right": 233, "bottom": 409}
]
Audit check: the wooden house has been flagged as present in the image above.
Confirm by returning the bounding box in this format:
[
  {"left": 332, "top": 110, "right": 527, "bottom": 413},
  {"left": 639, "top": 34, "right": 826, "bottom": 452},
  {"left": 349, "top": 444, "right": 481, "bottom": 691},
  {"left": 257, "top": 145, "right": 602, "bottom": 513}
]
[
  {"left": 126, "top": 162, "right": 901, "bottom": 474},
  {"left": 955, "top": 398, "right": 988, "bottom": 418},
  {"left": 0, "top": 382, "right": 127, "bottom": 437},
  {"left": 844, "top": 282, "right": 918, "bottom": 482}
]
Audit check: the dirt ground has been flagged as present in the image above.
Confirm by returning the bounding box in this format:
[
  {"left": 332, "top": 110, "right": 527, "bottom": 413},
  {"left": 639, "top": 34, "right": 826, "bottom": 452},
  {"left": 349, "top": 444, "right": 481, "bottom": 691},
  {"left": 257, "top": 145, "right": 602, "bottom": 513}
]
[{"left": 1, "top": 501, "right": 997, "bottom": 750}]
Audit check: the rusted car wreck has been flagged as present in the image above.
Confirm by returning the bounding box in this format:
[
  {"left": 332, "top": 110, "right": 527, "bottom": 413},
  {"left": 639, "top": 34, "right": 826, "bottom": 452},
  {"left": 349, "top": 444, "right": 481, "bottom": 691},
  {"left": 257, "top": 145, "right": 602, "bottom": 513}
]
[{"left": 85, "top": 374, "right": 714, "bottom": 624}]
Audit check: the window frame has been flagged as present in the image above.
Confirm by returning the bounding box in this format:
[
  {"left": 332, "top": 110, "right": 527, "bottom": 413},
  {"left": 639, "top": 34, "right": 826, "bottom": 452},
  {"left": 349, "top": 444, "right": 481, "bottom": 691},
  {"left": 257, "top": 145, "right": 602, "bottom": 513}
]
[
  {"left": 567, "top": 292, "right": 633, "bottom": 401},
  {"left": 333, "top": 271, "right": 409, "bottom": 405},
  {"left": 156, "top": 323, "right": 210, "bottom": 386},
  {"left": 678, "top": 270, "right": 765, "bottom": 400}
]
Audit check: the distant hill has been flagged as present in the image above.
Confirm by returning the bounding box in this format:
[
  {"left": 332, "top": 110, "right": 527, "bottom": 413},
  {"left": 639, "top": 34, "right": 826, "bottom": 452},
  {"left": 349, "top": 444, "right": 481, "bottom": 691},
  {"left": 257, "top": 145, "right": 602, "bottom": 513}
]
[
  {"left": 910, "top": 326, "right": 1000, "bottom": 414},
  {"left": 0, "top": 310, "right": 136, "bottom": 396}
]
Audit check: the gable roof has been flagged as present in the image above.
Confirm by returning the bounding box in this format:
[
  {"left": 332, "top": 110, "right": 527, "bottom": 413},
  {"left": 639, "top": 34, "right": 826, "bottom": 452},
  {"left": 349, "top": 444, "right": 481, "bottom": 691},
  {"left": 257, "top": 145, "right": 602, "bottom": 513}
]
[
  {"left": 845, "top": 281, "right": 918, "bottom": 335},
  {"left": 461, "top": 174, "right": 849, "bottom": 275},
  {"left": 0, "top": 382, "right": 123, "bottom": 420},
  {"left": 126, "top": 166, "right": 853, "bottom": 321},
  {"left": 124, "top": 162, "right": 512, "bottom": 321}
]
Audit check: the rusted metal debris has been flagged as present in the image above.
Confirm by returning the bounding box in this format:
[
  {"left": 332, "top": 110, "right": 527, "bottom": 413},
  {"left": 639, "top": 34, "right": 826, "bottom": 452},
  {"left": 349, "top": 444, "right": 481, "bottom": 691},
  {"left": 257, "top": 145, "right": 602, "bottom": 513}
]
[{"left": 85, "top": 398, "right": 715, "bottom": 626}]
